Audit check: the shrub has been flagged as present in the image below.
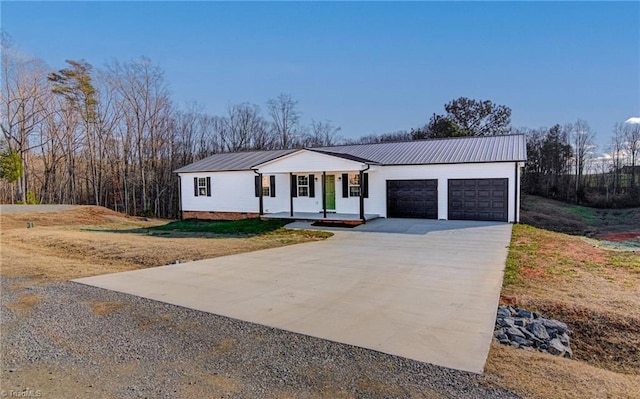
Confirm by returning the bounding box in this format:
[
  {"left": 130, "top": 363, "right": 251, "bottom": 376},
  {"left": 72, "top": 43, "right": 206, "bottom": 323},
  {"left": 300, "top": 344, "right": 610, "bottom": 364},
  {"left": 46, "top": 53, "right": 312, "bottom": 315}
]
[{"left": 25, "top": 191, "right": 39, "bottom": 205}]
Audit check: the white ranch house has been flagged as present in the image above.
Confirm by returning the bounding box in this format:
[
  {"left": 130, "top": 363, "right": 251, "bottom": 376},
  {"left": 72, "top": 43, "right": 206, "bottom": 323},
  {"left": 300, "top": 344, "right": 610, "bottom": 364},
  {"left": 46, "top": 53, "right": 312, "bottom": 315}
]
[{"left": 175, "top": 134, "right": 527, "bottom": 223}]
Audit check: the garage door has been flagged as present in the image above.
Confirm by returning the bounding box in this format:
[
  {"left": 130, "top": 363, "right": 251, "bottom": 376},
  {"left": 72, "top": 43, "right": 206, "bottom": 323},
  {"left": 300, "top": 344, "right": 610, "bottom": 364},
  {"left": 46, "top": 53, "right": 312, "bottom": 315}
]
[
  {"left": 387, "top": 179, "right": 438, "bottom": 219},
  {"left": 448, "top": 179, "right": 508, "bottom": 222}
]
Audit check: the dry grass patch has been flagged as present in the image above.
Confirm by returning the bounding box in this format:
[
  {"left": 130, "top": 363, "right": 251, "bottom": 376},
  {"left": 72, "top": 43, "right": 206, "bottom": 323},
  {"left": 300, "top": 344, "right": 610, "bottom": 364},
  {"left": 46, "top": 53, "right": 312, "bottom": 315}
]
[
  {"left": 213, "top": 337, "right": 236, "bottom": 353},
  {"left": 0, "top": 206, "right": 150, "bottom": 230},
  {"left": 484, "top": 343, "right": 640, "bottom": 399},
  {"left": 503, "top": 225, "right": 640, "bottom": 313},
  {"left": 492, "top": 223, "right": 640, "bottom": 397},
  {"left": 87, "top": 301, "right": 129, "bottom": 315},
  {"left": 4, "top": 293, "right": 43, "bottom": 314},
  {"left": 1, "top": 207, "right": 330, "bottom": 282}
]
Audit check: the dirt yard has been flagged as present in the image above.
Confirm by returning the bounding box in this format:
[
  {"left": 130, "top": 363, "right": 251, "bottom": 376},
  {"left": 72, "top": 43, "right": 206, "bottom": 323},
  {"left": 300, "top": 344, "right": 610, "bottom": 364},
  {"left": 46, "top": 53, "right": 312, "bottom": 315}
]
[
  {"left": 0, "top": 206, "right": 329, "bottom": 282},
  {"left": 2, "top": 203, "right": 640, "bottom": 398},
  {"left": 0, "top": 207, "right": 518, "bottom": 399}
]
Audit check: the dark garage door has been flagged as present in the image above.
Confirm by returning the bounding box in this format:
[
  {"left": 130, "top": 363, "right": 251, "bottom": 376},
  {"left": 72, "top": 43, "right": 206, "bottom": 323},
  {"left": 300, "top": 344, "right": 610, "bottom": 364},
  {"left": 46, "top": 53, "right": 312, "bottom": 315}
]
[
  {"left": 448, "top": 179, "right": 508, "bottom": 222},
  {"left": 387, "top": 179, "right": 438, "bottom": 219}
]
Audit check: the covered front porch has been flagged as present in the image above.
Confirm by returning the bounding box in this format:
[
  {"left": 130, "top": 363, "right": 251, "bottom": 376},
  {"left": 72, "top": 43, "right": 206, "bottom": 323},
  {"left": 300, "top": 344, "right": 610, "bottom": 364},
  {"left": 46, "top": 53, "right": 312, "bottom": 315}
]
[{"left": 253, "top": 148, "right": 375, "bottom": 223}]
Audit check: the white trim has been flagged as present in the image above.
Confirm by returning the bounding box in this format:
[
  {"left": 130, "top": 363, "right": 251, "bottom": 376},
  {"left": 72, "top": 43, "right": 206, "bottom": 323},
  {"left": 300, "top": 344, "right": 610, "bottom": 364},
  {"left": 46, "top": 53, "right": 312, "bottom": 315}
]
[{"left": 254, "top": 149, "right": 368, "bottom": 174}]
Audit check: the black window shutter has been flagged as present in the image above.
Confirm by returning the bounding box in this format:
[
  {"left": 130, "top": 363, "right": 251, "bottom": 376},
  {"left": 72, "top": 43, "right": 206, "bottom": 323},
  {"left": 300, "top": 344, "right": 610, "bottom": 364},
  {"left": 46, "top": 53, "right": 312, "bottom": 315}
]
[
  {"left": 206, "top": 177, "right": 212, "bottom": 196},
  {"left": 194, "top": 177, "right": 198, "bottom": 197},
  {"left": 270, "top": 175, "right": 276, "bottom": 197},
  {"left": 363, "top": 173, "right": 369, "bottom": 198},
  {"left": 254, "top": 175, "right": 261, "bottom": 197},
  {"left": 291, "top": 174, "right": 297, "bottom": 197},
  {"left": 342, "top": 173, "right": 348, "bottom": 198},
  {"left": 308, "top": 174, "right": 315, "bottom": 197}
]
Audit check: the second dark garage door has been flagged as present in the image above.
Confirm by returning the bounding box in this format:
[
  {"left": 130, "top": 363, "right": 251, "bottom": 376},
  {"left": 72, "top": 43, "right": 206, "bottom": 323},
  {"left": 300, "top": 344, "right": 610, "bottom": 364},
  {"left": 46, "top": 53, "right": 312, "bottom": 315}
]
[
  {"left": 448, "top": 178, "right": 508, "bottom": 222},
  {"left": 387, "top": 179, "right": 438, "bottom": 219}
]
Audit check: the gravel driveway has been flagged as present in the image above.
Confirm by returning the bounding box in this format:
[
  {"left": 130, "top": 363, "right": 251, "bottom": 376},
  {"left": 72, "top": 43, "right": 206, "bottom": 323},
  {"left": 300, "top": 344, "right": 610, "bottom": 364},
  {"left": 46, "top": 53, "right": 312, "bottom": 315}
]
[{"left": 1, "top": 277, "right": 520, "bottom": 398}]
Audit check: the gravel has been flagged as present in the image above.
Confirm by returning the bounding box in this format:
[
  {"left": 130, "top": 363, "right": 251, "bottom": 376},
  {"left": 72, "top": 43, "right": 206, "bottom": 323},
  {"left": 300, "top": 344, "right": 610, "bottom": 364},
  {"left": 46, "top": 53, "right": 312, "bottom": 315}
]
[{"left": 1, "top": 277, "right": 521, "bottom": 398}]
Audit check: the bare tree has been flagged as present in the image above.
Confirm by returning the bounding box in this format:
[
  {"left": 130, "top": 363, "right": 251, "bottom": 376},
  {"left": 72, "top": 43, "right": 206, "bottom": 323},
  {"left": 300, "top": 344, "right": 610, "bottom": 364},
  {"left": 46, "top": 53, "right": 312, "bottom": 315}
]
[
  {"left": 223, "top": 103, "right": 268, "bottom": 152},
  {"left": 107, "top": 57, "right": 173, "bottom": 215},
  {"left": 1, "top": 33, "right": 51, "bottom": 202},
  {"left": 267, "top": 93, "right": 300, "bottom": 149},
  {"left": 568, "top": 119, "right": 596, "bottom": 202},
  {"left": 624, "top": 120, "right": 640, "bottom": 193},
  {"left": 610, "top": 123, "right": 627, "bottom": 195},
  {"left": 302, "top": 120, "right": 342, "bottom": 147}
]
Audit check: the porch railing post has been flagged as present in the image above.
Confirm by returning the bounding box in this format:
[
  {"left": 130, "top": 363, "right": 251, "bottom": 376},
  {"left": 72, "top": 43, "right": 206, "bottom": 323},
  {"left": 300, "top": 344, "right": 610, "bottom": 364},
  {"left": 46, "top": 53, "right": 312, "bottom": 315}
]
[
  {"left": 359, "top": 170, "right": 365, "bottom": 223},
  {"left": 259, "top": 173, "right": 264, "bottom": 216},
  {"left": 322, "top": 171, "right": 327, "bottom": 218},
  {"left": 290, "top": 172, "right": 294, "bottom": 217}
]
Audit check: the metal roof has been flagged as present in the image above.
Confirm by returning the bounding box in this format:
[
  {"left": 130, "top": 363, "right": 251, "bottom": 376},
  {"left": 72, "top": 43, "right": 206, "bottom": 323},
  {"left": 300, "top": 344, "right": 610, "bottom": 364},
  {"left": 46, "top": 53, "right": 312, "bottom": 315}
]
[
  {"left": 174, "top": 149, "right": 297, "bottom": 173},
  {"left": 314, "top": 134, "right": 527, "bottom": 165},
  {"left": 175, "top": 134, "right": 526, "bottom": 173}
]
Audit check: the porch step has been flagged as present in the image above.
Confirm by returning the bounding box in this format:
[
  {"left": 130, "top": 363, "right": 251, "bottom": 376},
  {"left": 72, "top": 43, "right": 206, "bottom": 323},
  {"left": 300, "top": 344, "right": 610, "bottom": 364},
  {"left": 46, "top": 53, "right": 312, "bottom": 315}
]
[{"left": 311, "top": 220, "right": 363, "bottom": 228}]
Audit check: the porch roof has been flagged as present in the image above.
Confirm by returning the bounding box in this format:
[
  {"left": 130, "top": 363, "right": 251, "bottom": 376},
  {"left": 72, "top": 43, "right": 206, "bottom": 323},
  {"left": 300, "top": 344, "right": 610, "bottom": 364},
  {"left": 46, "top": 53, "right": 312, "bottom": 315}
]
[{"left": 253, "top": 149, "right": 371, "bottom": 174}]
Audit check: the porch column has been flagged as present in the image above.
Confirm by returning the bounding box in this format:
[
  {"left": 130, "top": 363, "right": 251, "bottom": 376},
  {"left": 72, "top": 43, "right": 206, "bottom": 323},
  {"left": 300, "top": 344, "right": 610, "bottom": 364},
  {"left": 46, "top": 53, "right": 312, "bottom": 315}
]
[
  {"left": 289, "top": 172, "right": 294, "bottom": 217},
  {"left": 322, "top": 171, "right": 327, "bottom": 218},
  {"left": 258, "top": 173, "right": 264, "bottom": 216},
  {"left": 359, "top": 170, "right": 365, "bottom": 223}
]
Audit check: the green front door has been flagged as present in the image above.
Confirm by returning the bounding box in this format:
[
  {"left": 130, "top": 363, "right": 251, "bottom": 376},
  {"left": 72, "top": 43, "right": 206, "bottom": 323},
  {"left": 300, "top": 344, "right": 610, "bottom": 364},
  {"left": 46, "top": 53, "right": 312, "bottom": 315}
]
[{"left": 325, "top": 175, "right": 336, "bottom": 210}]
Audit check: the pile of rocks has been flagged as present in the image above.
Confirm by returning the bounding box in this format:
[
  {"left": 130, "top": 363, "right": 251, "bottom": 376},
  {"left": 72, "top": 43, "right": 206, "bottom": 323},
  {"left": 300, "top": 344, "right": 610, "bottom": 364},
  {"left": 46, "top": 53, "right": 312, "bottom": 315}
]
[{"left": 494, "top": 305, "right": 573, "bottom": 358}]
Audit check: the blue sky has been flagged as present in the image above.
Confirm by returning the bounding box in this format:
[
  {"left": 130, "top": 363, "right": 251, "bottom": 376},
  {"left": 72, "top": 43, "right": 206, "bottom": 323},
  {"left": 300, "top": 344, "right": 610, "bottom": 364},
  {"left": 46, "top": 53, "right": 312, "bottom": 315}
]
[{"left": 2, "top": 1, "right": 639, "bottom": 150}]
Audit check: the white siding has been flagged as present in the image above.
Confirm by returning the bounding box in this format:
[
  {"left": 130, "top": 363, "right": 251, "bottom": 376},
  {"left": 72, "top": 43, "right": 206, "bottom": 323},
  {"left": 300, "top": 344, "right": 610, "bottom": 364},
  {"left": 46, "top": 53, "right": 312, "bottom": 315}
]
[
  {"left": 179, "top": 162, "right": 521, "bottom": 223},
  {"left": 367, "top": 162, "right": 518, "bottom": 222},
  {"left": 262, "top": 174, "right": 290, "bottom": 213},
  {"left": 179, "top": 171, "right": 259, "bottom": 213},
  {"left": 257, "top": 150, "right": 367, "bottom": 173}
]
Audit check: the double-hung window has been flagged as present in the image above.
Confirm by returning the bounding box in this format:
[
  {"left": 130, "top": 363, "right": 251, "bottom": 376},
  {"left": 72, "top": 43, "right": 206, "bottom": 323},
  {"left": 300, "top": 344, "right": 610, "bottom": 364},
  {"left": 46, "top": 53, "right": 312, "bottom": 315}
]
[
  {"left": 194, "top": 177, "right": 211, "bottom": 197},
  {"left": 262, "top": 176, "right": 271, "bottom": 197},
  {"left": 255, "top": 175, "right": 276, "bottom": 198},
  {"left": 297, "top": 175, "right": 309, "bottom": 197},
  {"left": 348, "top": 173, "right": 361, "bottom": 197}
]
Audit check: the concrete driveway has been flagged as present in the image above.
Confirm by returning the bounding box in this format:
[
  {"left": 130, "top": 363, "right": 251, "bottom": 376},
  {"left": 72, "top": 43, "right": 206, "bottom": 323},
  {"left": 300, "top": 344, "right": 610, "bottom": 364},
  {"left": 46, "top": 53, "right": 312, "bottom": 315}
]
[{"left": 74, "top": 219, "right": 512, "bottom": 373}]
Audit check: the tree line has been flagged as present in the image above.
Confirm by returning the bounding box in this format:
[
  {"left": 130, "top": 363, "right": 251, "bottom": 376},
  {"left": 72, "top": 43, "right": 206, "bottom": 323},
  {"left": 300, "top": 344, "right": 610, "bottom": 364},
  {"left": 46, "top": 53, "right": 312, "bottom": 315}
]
[
  {"left": 1, "top": 35, "right": 639, "bottom": 217},
  {"left": 0, "top": 35, "right": 341, "bottom": 217}
]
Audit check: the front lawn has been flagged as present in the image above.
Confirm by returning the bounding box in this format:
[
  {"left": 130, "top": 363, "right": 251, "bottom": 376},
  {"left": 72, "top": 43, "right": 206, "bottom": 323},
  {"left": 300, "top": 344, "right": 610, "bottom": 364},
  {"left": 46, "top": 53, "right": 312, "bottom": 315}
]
[{"left": 149, "top": 218, "right": 291, "bottom": 235}]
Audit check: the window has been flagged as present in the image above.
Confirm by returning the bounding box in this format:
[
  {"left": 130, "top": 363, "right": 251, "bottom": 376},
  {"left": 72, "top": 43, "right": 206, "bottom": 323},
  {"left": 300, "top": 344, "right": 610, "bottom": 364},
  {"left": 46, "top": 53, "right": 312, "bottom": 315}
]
[
  {"left": 262, "top": 176, "right": 270, "bottom": 197},
  {"left": 198, "top": 178, "right": 208, "bottom": 196},
  {"left": 297, "top": 175, "right": 309, "bottom": 197},
  {"left": 256, "top": 175, "right": 276, "bottom": 197},
  {"left": 348, "top": 173, "right": 360, "bottom": 197},
  {"left": 194, "top": 176, "right": 211, "bottom": 197}
]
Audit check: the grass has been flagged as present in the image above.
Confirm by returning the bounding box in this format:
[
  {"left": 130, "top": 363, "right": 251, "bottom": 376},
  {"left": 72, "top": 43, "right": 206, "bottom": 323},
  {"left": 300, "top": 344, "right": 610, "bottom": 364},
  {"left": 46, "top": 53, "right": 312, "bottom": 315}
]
[
  {"left": 565, "top": 204, "right": 599, "bottom": 225},
  {"left": 5, "top": 293, "right": 43, "bottom": 314},
  {"left": 0, "top": 207, "right": 331, "bottom": 282},
  {"left": 87, "top": 301, "right": 129, "bottom": 315},
  {"left": 149, "top": 218, "right": 291, "bottom": 235},
  {"left": 503, "top": 225, "right": 540, "bottom": 286},
  {"left": 486, "top": 200, "right": 640, "bottom": 398},
  {"left": 484, "top": 343, "right": 640, "bottom": 398},
  {"left": 521, "top": 194, "right": 640, "bottom": 238}
]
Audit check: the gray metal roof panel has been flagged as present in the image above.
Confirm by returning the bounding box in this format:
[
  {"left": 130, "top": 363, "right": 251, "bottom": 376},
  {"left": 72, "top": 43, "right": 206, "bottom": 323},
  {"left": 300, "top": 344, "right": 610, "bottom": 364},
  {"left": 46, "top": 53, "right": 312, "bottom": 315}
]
[
  {"left": 174, "top": 149, "right": 298, "bottom": 173},
  {"left": 315, "top": 134, "right": 527, "bottom": 165},
  {"left": 175, "top": 135, "right": 526, "bottom": 173}
]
